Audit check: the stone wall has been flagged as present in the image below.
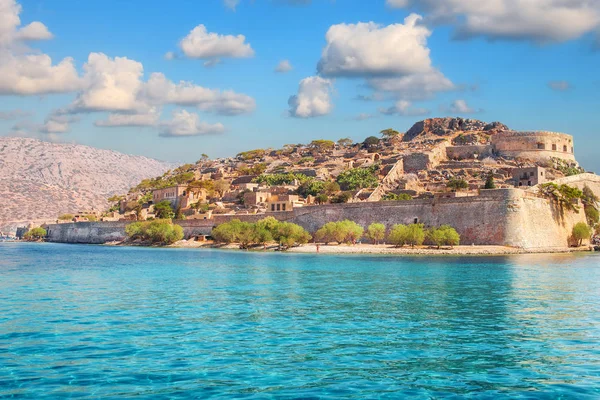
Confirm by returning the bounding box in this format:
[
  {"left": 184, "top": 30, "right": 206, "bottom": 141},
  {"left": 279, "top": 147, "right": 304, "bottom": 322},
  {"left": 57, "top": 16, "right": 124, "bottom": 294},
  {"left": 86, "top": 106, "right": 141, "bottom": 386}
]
[
  {"left": 492, "top": 131, "right": 576, "bottom": 163},
  {"left": 47, "top": 188, "right": 589, "bottom": 249},
  {"left": 446, "top": 145, "right": 494, "bottom": 160}
]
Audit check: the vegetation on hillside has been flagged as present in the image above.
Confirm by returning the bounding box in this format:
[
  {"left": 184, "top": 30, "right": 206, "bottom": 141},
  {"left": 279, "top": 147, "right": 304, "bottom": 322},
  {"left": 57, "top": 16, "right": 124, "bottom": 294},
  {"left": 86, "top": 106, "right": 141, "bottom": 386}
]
[
  {"left": 337, "top": 165, "right": 379, "bottom": 191},
  {"left": 539, "top": 183, "right": 583, "bottom": 212}
]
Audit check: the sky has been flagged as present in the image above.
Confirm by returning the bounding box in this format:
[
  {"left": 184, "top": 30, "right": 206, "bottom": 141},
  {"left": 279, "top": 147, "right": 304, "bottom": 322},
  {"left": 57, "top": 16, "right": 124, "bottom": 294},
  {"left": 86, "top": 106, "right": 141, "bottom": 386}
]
[{"left": 0, "top": 0, "right": 599, "bottom": 170}]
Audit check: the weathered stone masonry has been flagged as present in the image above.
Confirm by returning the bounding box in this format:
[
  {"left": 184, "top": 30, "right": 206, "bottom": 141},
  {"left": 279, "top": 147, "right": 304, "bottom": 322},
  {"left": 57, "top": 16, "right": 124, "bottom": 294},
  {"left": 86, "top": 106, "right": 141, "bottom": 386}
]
[{"left": 47, "top": 187, "right": 589, "bottom": 249}]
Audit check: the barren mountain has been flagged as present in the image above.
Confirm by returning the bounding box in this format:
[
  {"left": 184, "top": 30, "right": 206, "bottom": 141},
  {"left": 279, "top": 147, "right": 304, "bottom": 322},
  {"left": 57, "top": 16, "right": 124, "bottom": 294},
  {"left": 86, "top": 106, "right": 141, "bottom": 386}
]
[
  {"left": 404, "top": 117, "right": 509, "bottom": 142},
  {"left": 0, "top": 137, "right": 173, "bottom": 233}
]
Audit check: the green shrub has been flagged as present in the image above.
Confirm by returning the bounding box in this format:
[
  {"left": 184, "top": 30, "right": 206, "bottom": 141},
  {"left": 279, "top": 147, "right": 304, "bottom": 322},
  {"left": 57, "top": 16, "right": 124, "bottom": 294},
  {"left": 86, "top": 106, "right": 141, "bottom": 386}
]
[
  {"left": 388, "top": 224, "right": 409, "bottom": 247},
  {"left": 23, "top": 227, "right": 47, "bottom": 241},
  {"left": 331, "top": 191, "right": 353, "bottom": 204},
  {"left": 58, "top": 214, "right": 74, "bottom": 221},
  {"left": 447, "top": 178, "right": 468, "bottom": 191},
  {"left": 125, "top": 220, "right": 183, "bottom": 245},
  {"left": 484, "top": 173, "right": 496, "bottom": 189},
  {"left": 365, "top": 223, "right": 386, "bottom": 244},
  {"left": 337, "top": 165, "right": 379, "bottom": 191},
  {"left": 572, "top": 222, "right": 592, "bottom": 247},
  {"left": 585, "top": 206, "right": 599, "bottom": 226},
  {"left": 382, "top": 193, "right": 412, "bottom": 201}
]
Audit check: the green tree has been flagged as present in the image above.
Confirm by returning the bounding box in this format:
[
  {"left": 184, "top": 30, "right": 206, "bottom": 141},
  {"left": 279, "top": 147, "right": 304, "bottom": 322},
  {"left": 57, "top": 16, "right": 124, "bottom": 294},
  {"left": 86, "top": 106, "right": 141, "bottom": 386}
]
[
  {"left": 213, "top": 179, "right": 230, "bottom": 197},
  {"left": 363, "top": 136, "right": 380, "bottom": 148},
  {"left": 297, "top": 180, "right": 325, "bottom": 197},
  {"left": 539, "top": 183, "right": 583, "bottom": 212},
  {"left": 314, "top": 220, "right": 363, "bottom": 245},
  {"left": 337, "top": 138, "right": 354, "bottom": 147},
  {"left": 447, "top": 178, "right": 469, "bottom": 191},
  {"left": 365, "top": 223, "right": 386, "bottom": 244},
  {"left": 572, "top": 222, "right": 592, "bottom": 247},
  {"left": 125, "top": 220, "right": 183, "bottom": 245},
  {"left": 427, "top": 225, "right": 460, "bottom": 249},
  {"left": 405, "top": 224, "right": 425, "bottom": 248},
  {"left": 315, "top": 194, "right": 329, "bottom": 204},
  {"left": 154, "top": 201, "right": 175, "bottom": 219},
  {"left": 323, "top": 181, "right": 341, "bottom": 195},
  {"left": 309, "top": 140, "right": 336, "bottom": 152},
  {"left": 380, "top": 128, "right": 400, "bottom": 139},
  {"left": 388, "top": 224, "right": 409, "bottom": 247},
  {"left": 331, "top": 192, "right": 353, "bottom": 204},
  {"left": 23, "top": 227, "right": 47, "bottom": 241},
  {"left": 585, "top": 206, "right": 599, "bottom": 227},
  {"left": 484, "top": 173, "right": 496, "bottom": 189}
]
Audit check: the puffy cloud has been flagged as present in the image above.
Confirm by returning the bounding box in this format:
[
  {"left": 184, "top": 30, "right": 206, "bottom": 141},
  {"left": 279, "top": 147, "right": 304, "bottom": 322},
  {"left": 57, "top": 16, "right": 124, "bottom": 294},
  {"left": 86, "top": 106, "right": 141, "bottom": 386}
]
[
  {"left": 0, "top": 108, "right": 32, "bottom": 120},
  {"left": 275, "top": 59, "right": 293, "bottom": 73},
  {"left": 178, "top": 25, "right": 254, "bottom": 60},
  {"left": 548, "top": 80, "right": 571, "bottom": 91},
  {"left": 68, "top": 53, "right": 144, "bottom": 113},
  {"left": 63, "top": 57, "right": 255, "bottom": 117},
  {"left": 159, "top": 110, "right": 225, "bottom": 137},
  {"left": 15, "top": 21, "right": 53, "bottom": 41},
  {"left": 387, "top": 0, "right": 600, "bottom": 43},
  {"left": 380, "top": 100, "right": 429, "bottom": 116},
  {"left": 0, "top": 0, "right": 80, "bottom": 95},
  {"left": 94, "top": 108, "right": 161, "bottom": 128},
  {"left": 223, "top": 0, "right": 240, "bottom": 10},
  {"left": 288, "top": 76, "right": 333, "bottom": 118},
  {"left": 317, "top": 15, "right": 433, "bottom": 78},
  {"left": 142, "top": 72, "right": 256, "bottom": 115},
  {"left": 368, "top": 69, "right": 455, "bottom": 100},
  {"left": 446, "top": 99, "right": 482, "bottom": 114}
]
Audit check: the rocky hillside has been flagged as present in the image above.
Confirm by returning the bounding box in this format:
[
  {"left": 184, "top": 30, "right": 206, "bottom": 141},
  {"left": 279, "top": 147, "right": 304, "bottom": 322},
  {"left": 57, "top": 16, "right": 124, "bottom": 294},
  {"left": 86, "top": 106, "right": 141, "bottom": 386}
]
[
  {"left": 0, "top": 137, "right": 173, "bottom": 233},
  {"left": 404, "top": 117, "right": 508, "bottom": 141}
]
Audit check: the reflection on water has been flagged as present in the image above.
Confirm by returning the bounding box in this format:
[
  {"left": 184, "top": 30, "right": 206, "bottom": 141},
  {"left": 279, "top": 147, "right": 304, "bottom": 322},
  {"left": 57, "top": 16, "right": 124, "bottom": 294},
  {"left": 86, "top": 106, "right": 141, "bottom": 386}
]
[{"left": 1, "top": 243, "right": 599, "bottom": 398}]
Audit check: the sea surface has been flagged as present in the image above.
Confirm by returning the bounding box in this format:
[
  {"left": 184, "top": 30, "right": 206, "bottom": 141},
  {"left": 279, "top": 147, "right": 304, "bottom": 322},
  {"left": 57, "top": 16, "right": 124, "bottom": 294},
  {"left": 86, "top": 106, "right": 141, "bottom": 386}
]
[{"left": 1, "top": 243, "right": 600, "bottom": 399}]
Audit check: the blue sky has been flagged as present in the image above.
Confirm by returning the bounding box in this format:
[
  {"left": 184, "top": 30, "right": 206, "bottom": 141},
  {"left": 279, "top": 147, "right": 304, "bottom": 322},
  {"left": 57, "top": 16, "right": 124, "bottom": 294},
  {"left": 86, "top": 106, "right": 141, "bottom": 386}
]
[{"left": 0, "top": 0, "right": 599, "bottom": 170}]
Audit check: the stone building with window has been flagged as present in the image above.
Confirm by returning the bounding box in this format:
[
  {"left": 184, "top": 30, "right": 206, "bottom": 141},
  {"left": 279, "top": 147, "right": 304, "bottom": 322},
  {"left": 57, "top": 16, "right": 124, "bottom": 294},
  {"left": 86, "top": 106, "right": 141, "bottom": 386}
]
[{"left": 512, "top": 166, "right": 548, "bottom": 187}]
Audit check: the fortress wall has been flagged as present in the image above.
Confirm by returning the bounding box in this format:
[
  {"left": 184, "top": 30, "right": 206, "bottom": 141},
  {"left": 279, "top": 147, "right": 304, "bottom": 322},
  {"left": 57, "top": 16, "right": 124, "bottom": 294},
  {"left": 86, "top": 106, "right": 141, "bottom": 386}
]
[
  {"left": 47, "top": 189, "right": 584, "bottom": 249},
  {"left": 446, "top": 145, "right": 494, "bottom": 160},
  {"left": 46, "top": 221, "right": 129, "bottom": 244},
  {"left": 505, "top": 192, "right": 587, "bottom": 248},
  {"left": 492, "top": 131, "right": 576, "bottom": 163}
]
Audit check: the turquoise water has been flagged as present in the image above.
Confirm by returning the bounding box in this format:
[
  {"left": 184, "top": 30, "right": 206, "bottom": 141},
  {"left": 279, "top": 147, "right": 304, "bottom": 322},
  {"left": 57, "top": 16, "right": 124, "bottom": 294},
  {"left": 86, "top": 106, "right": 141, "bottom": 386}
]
[{"left": 1, "top": 244, "right": 600, "bottom": 398}]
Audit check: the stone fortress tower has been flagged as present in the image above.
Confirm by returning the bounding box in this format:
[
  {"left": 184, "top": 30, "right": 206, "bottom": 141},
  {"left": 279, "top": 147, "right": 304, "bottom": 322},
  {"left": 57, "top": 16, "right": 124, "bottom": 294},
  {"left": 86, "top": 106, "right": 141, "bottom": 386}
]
[{"left": 491, "top": 131, "right": 575, "bottom": 163}]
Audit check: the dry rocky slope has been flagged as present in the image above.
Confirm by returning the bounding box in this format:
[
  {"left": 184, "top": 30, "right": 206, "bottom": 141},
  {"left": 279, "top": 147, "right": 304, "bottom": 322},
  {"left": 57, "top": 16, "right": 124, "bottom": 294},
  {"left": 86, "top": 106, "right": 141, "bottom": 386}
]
[{"left": 0, "top": 137, "right": 173, "bottom": 232}]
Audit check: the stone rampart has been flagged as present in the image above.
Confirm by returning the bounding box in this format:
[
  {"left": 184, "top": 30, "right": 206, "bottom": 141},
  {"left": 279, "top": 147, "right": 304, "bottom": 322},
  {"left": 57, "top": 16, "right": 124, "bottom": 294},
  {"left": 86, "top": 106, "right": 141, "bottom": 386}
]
[
  {"left": 492, "top": 131, "right": 576, "bottom": 163},
  {"left": 46, "top": 188, "right": 588, "bottom": 249}
]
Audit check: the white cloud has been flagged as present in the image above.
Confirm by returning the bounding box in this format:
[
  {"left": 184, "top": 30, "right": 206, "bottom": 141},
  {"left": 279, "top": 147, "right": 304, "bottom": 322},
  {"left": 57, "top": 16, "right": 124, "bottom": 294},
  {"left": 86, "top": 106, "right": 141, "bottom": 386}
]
[
  {"left": 94, "top": 108, "right": 161, "bottom": 128},
  {"left": 275, "top": 59, "right": 293, "bottom": 73},
  {"left": 388, "top": 0, "right": 600, "bottom": 43},
  {"left": 317, "top": 15, "right": 433, "bottom": 77},
  {"left": 40, "top": 114, "right": 76, "bottom": 134},
  {"left": 63, "top": 57, "right": 255, "bottom": 117},
  {"left": 548, "top": 80, "right": 571, "bottom": 91},
  {"left": 159, "top": 109, "right": 225, "bottom": 137},
  {"left": 447, "top": 99, "right": 482, "bottom": 114},
  {"left": 288, "top": 76, "right": 333, "bottom": 118},
  {"left": 380, "top": 100, "right": 429, "bottom": 116},
  {"left": 142, "top": 72, "right": 256, "bottom": 115},
  {"left": 179, "top": 24, "right": 254, "bottom": 60},
  {"left": 223, "top": 0, "right": 241, "bottom": 10},
  {"left": 15, "top": 21, "right": 53, "bottom": 41},
  {"left": 0, "top": 0, "right": 80, "bottom": 95},
  {"left": 68, "top": 53, "right": 144, "bottom": 113},
  {"left": 0, "top": 108, "right": 31, "bottom": 120},
  {"left": 368, "top": 69, "right": 455, "bottom": 100}
]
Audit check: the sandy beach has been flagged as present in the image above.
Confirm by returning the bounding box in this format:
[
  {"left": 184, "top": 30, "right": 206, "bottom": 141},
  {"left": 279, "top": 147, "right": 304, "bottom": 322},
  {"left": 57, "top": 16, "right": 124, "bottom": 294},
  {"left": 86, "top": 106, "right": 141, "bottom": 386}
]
[{"left": 167, "top": 240, "right": 592, "bottom": 255}]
